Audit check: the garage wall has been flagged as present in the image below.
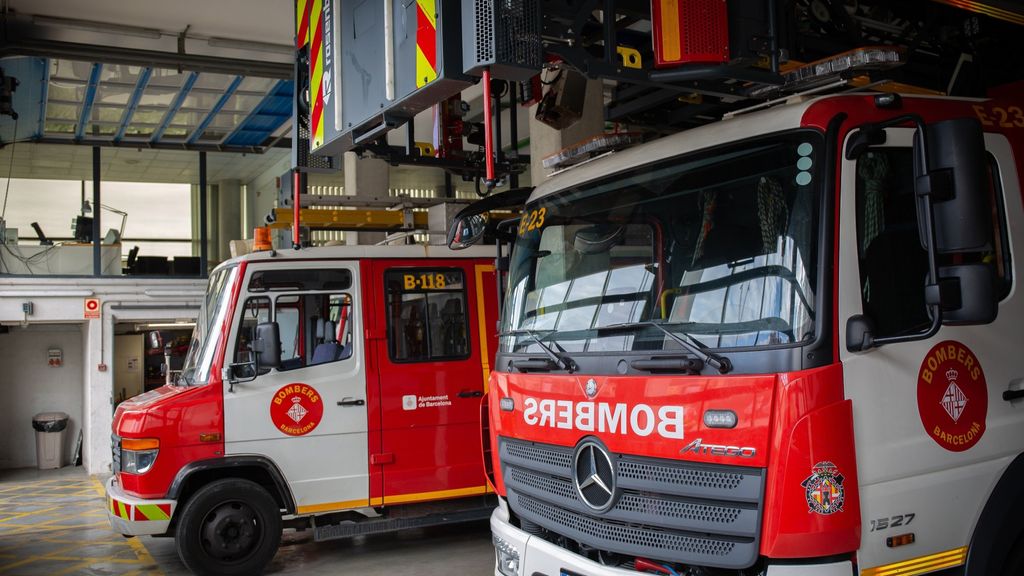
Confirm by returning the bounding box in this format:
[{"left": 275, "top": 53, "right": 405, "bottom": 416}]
[{"left": 0, "top": 324, "right": 84, "bottom": 469}]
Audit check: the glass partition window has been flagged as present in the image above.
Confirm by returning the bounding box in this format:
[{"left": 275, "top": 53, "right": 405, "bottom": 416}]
[
  {"left": 385, "top": 269, "right": 470, "bottom": 362},
  {"left": 503, "top": 132, "right": 822, "bottom": 354}
]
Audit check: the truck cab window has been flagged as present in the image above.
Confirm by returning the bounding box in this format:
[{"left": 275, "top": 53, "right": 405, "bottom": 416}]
[
  {"left": 234, "top": 296, "right": 272, "bottom": 377},
  {"left": 274, "top": 292, "right": 354, "bottom": 371},
  {"left": 855, "top": 149, "right": 1011, "bottom": 338},
  {"left": 385, "top": 269, "right": 470, "bottom": 362}
]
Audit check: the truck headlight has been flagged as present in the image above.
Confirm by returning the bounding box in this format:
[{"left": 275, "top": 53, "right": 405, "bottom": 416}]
[
  {"left": 493, "top": 535, "right": 520, "bottom": 576},
  {"left": 121, "top": 438, "right": 159, "bottom": 475}
]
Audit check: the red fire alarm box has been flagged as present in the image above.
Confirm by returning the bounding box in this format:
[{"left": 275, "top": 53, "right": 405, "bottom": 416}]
[{"left": 651, "top": 0, "right": 730, "bottom": 68}]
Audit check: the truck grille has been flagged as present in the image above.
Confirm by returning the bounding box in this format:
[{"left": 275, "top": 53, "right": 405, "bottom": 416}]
[
  {"left": 499, "top": 437, "right": 764, "bottom": 569},
  {"left": 111, "top": 434, "right": 121, "bottom": 472}
]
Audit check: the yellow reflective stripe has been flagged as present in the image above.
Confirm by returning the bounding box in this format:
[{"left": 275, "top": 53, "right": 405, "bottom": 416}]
[
  {"left": 474, "top": 264, "right": 495, "bottom": 392},
  {"left": 117, "top": 501, "right": 129, "bottom": 519},
  {"left": 136, "top": 504, "right": 170, "bottom": 521},
  {"left": 296, "top": 498, "right": 369, "bottom": 515},
  {"left": 417, "top": 0, "right": 436, "bottom": 29},
  {"left": 861, "top": 546, "right": 968, "bottom": 576},
  {"left": 372, "top": 485, "right": 489, "bottom": 506},
  {"left": 657, "top": 0, "right": 681, "bottom": 62},
  {"left": 310, "top": 0, "right": 325, "bottom": 147},
  {"left": 415, "top": 45, "right": 438, "bottom": 89},
  {"left": 296, "top": 0, "right": 310, "bottom": 43}
]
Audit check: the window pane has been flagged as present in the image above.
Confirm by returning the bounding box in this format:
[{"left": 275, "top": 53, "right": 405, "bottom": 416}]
[{"left": 385, "top": 269, "right": 470, "bottom": 362}]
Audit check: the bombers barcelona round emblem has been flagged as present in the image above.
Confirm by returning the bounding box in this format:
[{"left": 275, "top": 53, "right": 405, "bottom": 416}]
[
  {"left": 917, "top": 340, "right": 987, "bottom": 452},
  {"left": 802, "top": 461, "right": 845, "bottom": 515},
  {"left": 269, "top": 383, "right": 324, "bottom": 436}
]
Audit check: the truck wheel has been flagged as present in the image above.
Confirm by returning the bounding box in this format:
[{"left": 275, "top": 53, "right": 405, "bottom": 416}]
[
  {"left": 1002, "top": 530, "right": 1024, "bottom": 575},
  {"left": 174, "top": 478, "right": 282, "bottom": 576}
]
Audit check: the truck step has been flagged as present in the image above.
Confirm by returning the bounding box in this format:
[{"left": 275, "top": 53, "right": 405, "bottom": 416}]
[{"left": 312, "top": 505, "right": 493, "bottom": 542}]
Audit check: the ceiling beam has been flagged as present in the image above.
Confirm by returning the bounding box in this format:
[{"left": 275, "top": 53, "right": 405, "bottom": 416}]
[
  {"left": 187, "top": 75, "right": 243, "bottom": 144},
  {"left": 113, "top": 67, "right": 153, "bottom": 143},
  {"left": 32, "top": 135, "right": 291, "bottom": 154},
  {"left": 150, "top": 71, "right": 199, "bottom": 143},
  {"left": 2, "top": 38, "right": 292, "bottom": 79},
  {"left": 73, "top": 63, "right": 103, "bottom": 141},
  {"left": 36, "top": 58, "right": 49, "bottom": 139}
]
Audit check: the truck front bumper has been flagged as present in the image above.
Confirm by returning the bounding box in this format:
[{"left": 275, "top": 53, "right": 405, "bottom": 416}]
[
  {"left": 105, "top": 476, "right": 176, "bottom": 536},
  {"left": 490, "top": 499, "right": 854, "bottom": 576}
]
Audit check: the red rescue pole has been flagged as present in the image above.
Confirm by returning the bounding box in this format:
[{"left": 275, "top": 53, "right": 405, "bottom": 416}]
[
  {"left": 482, "top": 67, "right": 496, "bottom": 188},
  {"left": 292, "top": 169, "right": 301, "bottom": 249}
]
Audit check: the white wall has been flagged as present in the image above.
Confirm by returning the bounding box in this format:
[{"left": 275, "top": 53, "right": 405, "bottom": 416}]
[
  {"left": 0, "top": 324, "right": 84, "bottom": 469},
  {"left": 0, "top": 277, "right": 206, "bottom": 474}
]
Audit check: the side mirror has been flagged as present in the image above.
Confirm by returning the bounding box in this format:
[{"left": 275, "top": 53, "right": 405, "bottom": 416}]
[
  {"left": 448, "top": 213, "right": 488, "bottom": 249},
  {"left": 915, "top": 117, "right": 992, "bottom": 254},
  {"left": 846, "top": 314, "right": 876, "bottom": 352},
  {"left": 445, "top": 187, "right": 534, "bottom": 250},
  {"left": 253, "top": 322, "right": 281, "bottom": 369},
  {"left": 940, "top": 264, "right": 997, "bottom": 325}
]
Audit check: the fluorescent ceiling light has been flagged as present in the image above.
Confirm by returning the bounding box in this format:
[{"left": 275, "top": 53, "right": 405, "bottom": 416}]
[
  {"left": 0, "top": 290, "right": 95, "bottom": 297},
  {"left": 33, "top": 15, "right": 163, "bottom": 40},
  {"left": 136, "top": 322, "right": 196, "bottom": 329},
  {"left": 207, "top": 37, "right": 293, "bottom": 55}
]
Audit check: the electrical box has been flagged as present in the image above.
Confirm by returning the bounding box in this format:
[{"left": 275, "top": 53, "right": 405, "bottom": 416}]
[
  {"left": 461, "top": 0, "right": 543, "bottom": 81},
  {"left": 310, "top": 0, "right": 473, "bottom": 156},
  {"left": 3, "top": 227, "right": 17, "bottom": 245}
]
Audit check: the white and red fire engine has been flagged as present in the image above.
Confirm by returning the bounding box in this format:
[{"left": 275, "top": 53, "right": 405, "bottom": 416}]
[
  {"left": 105, "top": 244, "right": 500, "bottom": 575},
  {"left": 452, "top": 91, "right": 1024, "bottom": 576}
]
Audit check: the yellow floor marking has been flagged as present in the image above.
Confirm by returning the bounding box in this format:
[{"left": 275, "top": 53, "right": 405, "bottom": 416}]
[{"left": 90, "top": 477, "right": 163, "bottom": 573}]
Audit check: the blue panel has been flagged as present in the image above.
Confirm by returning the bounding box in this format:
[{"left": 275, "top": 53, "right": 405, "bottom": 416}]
[
  {"left": 113, "top": 67, "right": 152, "bottom": 142},
  {"left": 150, "top": 71, "right": 199, "bottom": 143},
  {"left": 0, "top": 56, "right": 48, "bottom": 143},
  {"left": 74, "top": 63, "right": 103, "bottom": 141},
  {"left": 186, "top": 75, "right": 243, "bottom": 144},
  {"left": 222, "top": 80, "right": 293, "bottom": 147}
]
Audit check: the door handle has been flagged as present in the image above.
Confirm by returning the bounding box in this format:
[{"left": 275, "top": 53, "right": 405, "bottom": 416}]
[
  {"left": 1005, "top": 379, "right": 1024, "bottom": 403},
  {"left": 337, "top": 398, "right": 366, "bottom": 406},
  {"left": 458, "top": 390, "right": 483, "bottom": 398},
  {"left": 1003, "top": 389, "right": 1024, "bottom": 402}
]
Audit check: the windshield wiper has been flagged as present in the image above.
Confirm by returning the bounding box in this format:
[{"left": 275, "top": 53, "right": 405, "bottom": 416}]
[
  {"left": 500, "top": 329, "right": 577, "bottom": 372},
  {"left": 601, "top": 321, "right": 733, "bottom": 374}
]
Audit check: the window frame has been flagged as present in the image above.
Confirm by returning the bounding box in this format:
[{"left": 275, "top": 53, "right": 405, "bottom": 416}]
[{"left": 384, "top": 267, "right": 472, "bottom": 364}]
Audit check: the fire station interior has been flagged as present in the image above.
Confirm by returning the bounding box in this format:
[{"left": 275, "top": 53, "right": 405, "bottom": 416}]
[{"left": 0, "top": 0, "right": 1022, "bottom": 574}]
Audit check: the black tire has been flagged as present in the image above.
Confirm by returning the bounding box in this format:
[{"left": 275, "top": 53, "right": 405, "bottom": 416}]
[
  {"left": 174, "top": 478, "right": 282, "bottom": 576},
  {"left": 1002, "top": 529, "right": 1024, "bottom": 576}
]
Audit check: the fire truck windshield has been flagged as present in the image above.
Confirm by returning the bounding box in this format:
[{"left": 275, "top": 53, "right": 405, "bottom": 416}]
[
  {"left": 502, "top": 132, "right": 822, "bottom": 357},
  {"left": 180, "top": 265, "right": 240, "bottom": 385}
]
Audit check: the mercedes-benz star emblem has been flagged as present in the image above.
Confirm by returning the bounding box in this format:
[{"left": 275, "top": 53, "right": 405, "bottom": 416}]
[
  {"left": 573, "top": 440, "right": 616, "bottom": 512},
  {"left": 585, "top": 378, "right": 598, "bottom": 398}
]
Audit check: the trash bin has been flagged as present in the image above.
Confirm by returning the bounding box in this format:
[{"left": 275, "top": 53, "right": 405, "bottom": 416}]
[{"left": 32, "top": 412, "right": 69, "bottom": 470}]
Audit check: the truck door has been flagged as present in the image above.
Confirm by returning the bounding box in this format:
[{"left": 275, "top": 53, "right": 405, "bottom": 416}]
[
  {"left": 838, "top": 128, "right": 1022, "bottom": 571},
  {"left": 368, "top": 260, "right": 493, "bottom": 505},
  {"left": 223, "top": 262, "right": 370, "bottom": 514}
]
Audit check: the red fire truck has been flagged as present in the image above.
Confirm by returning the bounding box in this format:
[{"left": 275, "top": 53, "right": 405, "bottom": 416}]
[
  {"left": 451, "top": 91, "right": 1024, "bottom": 576},
  {"left": 105, "top": 244, "right": 499, "bottom": 575}
]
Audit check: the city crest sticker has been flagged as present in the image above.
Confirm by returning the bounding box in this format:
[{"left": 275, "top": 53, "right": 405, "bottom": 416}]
[
  {"left": 917, "top": 341, "right": 987, "bottom": 452},
  {"left": 802, "top": 461, "right": 845, "bottom": 515},
  {"left": 270, "top": 383, "right": 324, "bottom": 436}
]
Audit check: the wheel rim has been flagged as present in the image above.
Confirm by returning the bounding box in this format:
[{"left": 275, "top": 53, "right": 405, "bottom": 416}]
[{"left": 199, "top": 499, "right": 263, "bottom": 562}]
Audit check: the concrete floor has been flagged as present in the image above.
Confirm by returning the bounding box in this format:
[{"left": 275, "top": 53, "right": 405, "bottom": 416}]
[{"left": 0, "top": 467, "right": 495, "bottom": 575}]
